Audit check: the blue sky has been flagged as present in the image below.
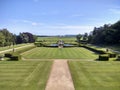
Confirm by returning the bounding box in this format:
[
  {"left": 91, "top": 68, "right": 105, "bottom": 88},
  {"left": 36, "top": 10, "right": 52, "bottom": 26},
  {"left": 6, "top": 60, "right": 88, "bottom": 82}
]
[{"left": 0, "top": 0, "right": 120, "bottom": 35}]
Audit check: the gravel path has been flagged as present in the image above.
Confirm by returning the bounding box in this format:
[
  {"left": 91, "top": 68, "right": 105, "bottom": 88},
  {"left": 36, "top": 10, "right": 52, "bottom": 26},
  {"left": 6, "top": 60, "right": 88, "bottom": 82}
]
[{"left": 45, "top": 60, "right": 75, "bottom": 90}]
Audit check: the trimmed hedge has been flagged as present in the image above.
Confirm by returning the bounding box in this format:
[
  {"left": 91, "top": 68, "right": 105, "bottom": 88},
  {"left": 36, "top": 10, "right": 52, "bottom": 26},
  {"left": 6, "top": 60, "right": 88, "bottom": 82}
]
[
  {"left": 0, "top": 55, "right": 4, "bottom": 60},
  {"left": 4, "top": 45, "right": 35, "bottom": 61},
  {"left": 99, "top": 54, "right": 109, "bottom": 61},
  {"left": 116, "top": 55, "right": 120, "bottom": 61},
  {"left": 108, "top": 53, "right": 116, "bottom": 58},
  {"left": 10, "top": 55, "right": 21, "bottom": 61},
  {"left": 82, "top": 45, "right": 106, "bottom": 54},
  {"left": 4, "top": 53, "right": 21, "bottom": 61},
  {"left": 4, "top": 53, "right": 12, "bottom": 58},
  {"left": 34, "top": 42, "right": 45, "bottom": 47}
]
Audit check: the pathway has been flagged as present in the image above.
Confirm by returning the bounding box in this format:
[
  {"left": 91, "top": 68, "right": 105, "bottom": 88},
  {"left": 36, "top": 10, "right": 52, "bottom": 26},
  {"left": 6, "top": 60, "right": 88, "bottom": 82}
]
[{"left": 45, "top": 60, "right": 75, "bottom": 90}]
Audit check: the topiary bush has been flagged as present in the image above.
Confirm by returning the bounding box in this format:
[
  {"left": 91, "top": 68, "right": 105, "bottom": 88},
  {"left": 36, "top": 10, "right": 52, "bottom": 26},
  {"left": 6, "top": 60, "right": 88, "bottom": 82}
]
[
  {"left": 9, "top": 54, "right": 21, "bottom": 61},
  {"left": 116, "top": 55, "right": 120, "bottom": 61},
  {"left": 108, "top": 53, "right": 116, "bottom": 58},
  {"left": 4, "top": 53, "right": 12, "bottom": 58},
  {"left": 0, "top": 54, "right": 4, "bottom": 61},
  {"left": 99, "top": 54, "right": 109, "bottom": 61}
]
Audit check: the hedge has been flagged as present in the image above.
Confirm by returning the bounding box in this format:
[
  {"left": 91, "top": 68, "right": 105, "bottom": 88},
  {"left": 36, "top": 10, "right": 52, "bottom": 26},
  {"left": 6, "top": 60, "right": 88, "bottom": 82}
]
[
  {"left": 4, "top": 46, "right": 35, "bottom": 61},
  {"left": 34, "top": 42, "right": 45, "bottom": 47},
  {"left": 0, "top": 54, "right": 4, "bottom": 60},
  {"left": 10, "top": 55, "right": 21, "bottom": 61},
  {"left": 4, "top": 53, "right": 12, "bottom": 58},
  {"left": 82, "top": 45, "right": 106, "bottom": 54},
  {"left": 4, "top": 53, "right": 21, "bottom": 61},
  {"left": 116, "top": 55, "right": 120, "bottom": 61},
  {"left": 107, "top": 53, "right": 116, "bottom": 58},
  {"left": 99, "top": 54, "right": 109, "bottom": 61}
]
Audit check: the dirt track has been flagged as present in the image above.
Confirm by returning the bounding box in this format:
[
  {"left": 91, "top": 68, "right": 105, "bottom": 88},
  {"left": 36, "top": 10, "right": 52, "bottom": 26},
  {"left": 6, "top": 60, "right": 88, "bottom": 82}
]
[{"left": 45, "top": 60, "right": 75, "bottom": 90}]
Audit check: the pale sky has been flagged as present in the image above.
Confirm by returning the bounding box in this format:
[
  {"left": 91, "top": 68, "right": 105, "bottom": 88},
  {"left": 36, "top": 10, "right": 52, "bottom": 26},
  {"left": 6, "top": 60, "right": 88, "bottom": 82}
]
[{"left": 0, "top": 0, "right": 120, "bottom": 35}]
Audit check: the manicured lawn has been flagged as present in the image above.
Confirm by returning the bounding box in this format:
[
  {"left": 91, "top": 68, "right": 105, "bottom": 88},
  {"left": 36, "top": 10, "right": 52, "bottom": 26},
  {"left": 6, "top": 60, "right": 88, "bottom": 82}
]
[
  {"left": 36, "top": 36, "right": 77, "bottom": 46},
  {"left": 37, "top": 36, "right": 76, "bottom": 42},
  {"left": 0, "top": 61, "right": 52, "bottom": 90},
  {"left": 0, "top": 44, "right": 30, "bottom": 51},
  {"left": 22, "top": 47, "right": 98, "bottom": 59},
  {"left": 69, "top": 61, "right": 120, "bottom": 90}
]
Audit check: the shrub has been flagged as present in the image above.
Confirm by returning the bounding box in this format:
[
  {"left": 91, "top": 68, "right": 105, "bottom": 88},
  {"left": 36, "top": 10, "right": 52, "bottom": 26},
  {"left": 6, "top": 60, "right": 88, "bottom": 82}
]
[
  {"left": 10, "top": 54, "right": 21, "bottom": 61},
  {"left": 108, "top": 53, "right": 116, "bottom": 58},
  {"left": 99, "top": 54, "right": 109, "bottom": 61},
  {"left": 83, "top": 45, "right": 106, "bottom": 54},
  {"left": 116, "top": 55, "right": 120, "bottom": 61},
  {"left": 4, "top": 53, "right": 12, "bottom": 58},
  {"left": 34, "top": 42, "right": 44, "bottom": 47},
  {"left": 0, "top": 54, "right": 4, "bottom": 60}
]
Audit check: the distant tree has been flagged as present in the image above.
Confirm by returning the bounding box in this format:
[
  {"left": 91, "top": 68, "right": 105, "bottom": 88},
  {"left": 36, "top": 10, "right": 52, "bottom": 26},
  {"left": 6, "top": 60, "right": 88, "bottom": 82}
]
[
  {"left": 0, "top": 28, "right": 13, "bottom": 46},
  {"left": 76, "top": 34, "right": 82, "bottom": 43},
  {"left": 0, "top": 32, "right": 5, "bottom": 46},
  {"left": 16, "top": 32, "right": 35, "bottom": 44}
]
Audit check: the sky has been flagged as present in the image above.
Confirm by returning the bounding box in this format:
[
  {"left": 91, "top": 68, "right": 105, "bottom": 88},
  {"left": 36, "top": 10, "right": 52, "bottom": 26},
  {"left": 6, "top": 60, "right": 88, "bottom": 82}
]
[{"left": 0, "top": 0, "right": 120, "bottom": 35}]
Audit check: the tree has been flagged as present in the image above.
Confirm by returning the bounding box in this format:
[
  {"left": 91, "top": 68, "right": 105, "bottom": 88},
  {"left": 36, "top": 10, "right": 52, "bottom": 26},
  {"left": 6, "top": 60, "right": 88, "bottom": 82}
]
[
  {"left": 16, "top": 32, "right": 35, "bottom": 44},
  {"left": 88, "top": 20, "right": 120, "bottom": 45},
  {"left": 0, "top": 32, "right": 5, "bottom": 46},
  {"left": 0, "top": 28, "right": 14, "bottom": 46},
  {"left": 76, "top": 34, "right": 82, "bottom": 43}
]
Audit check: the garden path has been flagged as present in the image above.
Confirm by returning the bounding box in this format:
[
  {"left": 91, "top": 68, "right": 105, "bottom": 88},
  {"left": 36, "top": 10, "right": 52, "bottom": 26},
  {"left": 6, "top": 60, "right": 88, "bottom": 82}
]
[{"left": 45, "top": 60, "right": 75, "bottom": 90}]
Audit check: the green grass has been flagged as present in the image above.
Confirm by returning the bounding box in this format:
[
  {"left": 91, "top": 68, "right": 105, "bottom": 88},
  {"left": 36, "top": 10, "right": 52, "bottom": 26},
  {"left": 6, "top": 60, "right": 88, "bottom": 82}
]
[
  {"left": 37, "top": 36, "right": 76, "bottom": 41},
  {"left": 0, "top": 43, "right": 32, "bottom": 51},
  {"left": 36, "top": 36, "right": 77, "bottom": 45},
  {"left": 22, "top": 47, "right": 98, "bottom": 59},
  {"left": 69, "top": 61, "right": 120, "bottom": 90},
  {"left": 0, "top": 61, "right": 52, "bottom": 90}
]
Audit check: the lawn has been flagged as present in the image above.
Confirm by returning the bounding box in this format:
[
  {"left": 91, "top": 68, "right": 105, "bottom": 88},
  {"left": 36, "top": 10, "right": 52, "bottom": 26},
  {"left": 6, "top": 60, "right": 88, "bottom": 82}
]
[
  {"left": 22, "top": 47, "right": 98, "bottom": 59},
  {"left": 37, "top": 36, "right": 76, "bottom": 42},
  {"left": 0, "top": 43, "right": 31, "bottom": 51},
  {"left": 0, "top": 61, "right": 52, "bottom": 90},
  {"left": 69, "top": 61, "right": 120, "bottom": 90},
  {"left": 36, "top": 36, "right": 77, "bottom": 46}
]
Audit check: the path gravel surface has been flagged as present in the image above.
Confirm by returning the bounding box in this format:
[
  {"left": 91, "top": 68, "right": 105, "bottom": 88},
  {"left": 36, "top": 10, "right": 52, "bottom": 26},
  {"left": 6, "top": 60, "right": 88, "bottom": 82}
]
[{"left": 45, "top": 60, "right": 75, "bottom": 90}]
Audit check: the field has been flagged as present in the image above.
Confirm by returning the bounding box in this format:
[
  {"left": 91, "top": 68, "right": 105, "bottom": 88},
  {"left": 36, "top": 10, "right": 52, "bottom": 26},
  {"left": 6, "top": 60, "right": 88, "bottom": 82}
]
[
  {"left": 0, "top": 61, "right": 52, "bottom": 90},
  {"left": 36, "top": 36, "right": 78, "bottom": 45},
  {"left": 36, "top": 36, "right": 76, "bottom": 41},
  {"left": 22, "top": 47, "right": 98, "bottom": 59},
  {"left": 69, "top": 61, "right": 120, "bottom": 90}
]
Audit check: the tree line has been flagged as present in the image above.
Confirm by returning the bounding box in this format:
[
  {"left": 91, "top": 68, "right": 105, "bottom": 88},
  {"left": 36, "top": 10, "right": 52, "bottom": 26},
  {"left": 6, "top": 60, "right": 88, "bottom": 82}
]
[
  {"left": 88, "top": 20, "right": 120, "bottom": 45},
  {"left": 76, "top": 20, "right": 120, "bottom": 45},
  {"left": 0, "top": 28, "right": 36, "bottom": 47}
]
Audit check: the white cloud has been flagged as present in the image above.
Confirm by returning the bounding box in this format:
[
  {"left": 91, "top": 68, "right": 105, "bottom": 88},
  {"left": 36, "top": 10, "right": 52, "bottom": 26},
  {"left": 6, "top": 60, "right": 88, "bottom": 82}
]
[
  {"left": 46, "top": 25, "right": 94, "bottom": 34},
  {"left": 109, "top": 9, "right": 120, "bottom": 14},
  {"left": 22, "top": 20, "right": 44, "bottom": 26},
  {"left": 32, "top": 22, "right": 38, "bottom": 26}
]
